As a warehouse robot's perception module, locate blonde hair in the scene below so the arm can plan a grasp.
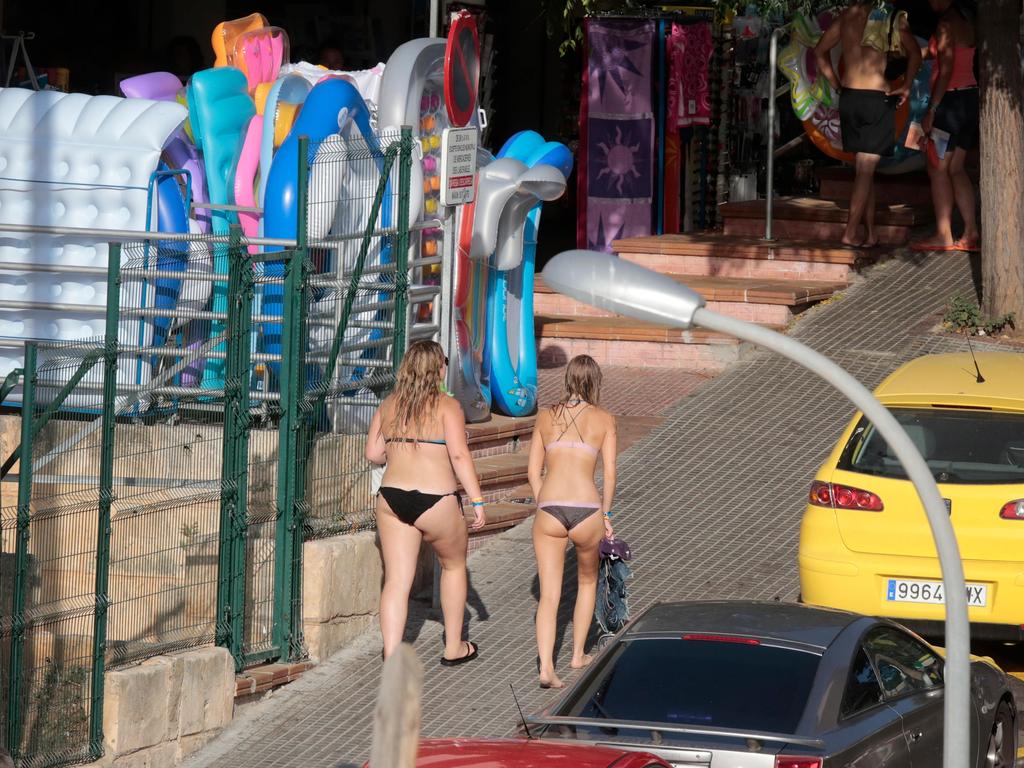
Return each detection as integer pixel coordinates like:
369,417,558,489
389,340,446,438
553,355,602,419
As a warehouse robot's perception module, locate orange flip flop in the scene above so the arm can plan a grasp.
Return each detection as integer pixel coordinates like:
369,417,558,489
910,241,960,252
954,238,981,252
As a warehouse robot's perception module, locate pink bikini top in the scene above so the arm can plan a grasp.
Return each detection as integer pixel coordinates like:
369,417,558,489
545,403,600,456
546,439,599,456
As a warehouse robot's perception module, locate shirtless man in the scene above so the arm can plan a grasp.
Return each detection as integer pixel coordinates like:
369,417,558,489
815,3,921,246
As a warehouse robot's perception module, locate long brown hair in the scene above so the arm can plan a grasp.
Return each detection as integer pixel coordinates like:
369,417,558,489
552,355,602,421
388,340,446,438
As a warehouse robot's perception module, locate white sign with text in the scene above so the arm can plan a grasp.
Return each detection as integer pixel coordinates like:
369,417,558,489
440,127,478,206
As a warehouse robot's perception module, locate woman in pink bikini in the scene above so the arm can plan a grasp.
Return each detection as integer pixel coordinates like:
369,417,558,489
911,0,980,252
527,355,617,689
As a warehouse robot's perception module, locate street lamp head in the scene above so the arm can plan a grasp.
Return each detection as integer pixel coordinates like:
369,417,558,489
541,249,706,329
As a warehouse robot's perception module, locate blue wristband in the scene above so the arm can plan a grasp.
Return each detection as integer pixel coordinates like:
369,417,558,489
604,509,613,519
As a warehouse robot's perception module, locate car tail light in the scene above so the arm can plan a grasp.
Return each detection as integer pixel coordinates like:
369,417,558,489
1000,499,1024,520
808,481,883,511
682,633,760,645
775,759,822,768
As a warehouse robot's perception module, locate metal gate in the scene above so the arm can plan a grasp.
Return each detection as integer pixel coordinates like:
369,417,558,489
0,128,425,765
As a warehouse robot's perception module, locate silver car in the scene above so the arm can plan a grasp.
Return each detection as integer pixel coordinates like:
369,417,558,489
526,600,1018,767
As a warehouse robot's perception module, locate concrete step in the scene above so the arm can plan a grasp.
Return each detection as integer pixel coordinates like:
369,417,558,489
817,167,935,208
466,413,535,458
465,501,535,535
534,273,845,326
468,450,530,499
536,313,754,372
720,197,925,245
612,233,871,282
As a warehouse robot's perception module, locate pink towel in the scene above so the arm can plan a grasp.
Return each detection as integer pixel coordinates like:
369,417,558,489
668,22,713,129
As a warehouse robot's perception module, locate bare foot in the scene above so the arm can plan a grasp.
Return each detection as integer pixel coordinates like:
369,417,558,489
840,235,864,248
570,653,594,669
539,671,565,689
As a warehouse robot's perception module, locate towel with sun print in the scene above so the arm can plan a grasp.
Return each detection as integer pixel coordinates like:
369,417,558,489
584,19,656,252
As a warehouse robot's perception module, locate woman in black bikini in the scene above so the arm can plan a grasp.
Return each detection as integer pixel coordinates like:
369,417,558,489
364,340,486,664
527,355,617,689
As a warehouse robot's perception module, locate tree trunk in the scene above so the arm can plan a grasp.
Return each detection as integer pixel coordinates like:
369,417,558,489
977,0,1024,325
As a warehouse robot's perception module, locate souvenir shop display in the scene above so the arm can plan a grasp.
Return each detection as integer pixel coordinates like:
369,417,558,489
576,6,722,250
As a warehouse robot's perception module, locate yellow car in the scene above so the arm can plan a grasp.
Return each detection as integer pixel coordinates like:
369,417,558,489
800,351,1024,639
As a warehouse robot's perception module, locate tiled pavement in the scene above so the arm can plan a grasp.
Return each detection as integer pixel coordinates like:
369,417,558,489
185,251,1021,768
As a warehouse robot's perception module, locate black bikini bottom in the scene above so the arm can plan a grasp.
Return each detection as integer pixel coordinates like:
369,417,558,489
379,486,460,526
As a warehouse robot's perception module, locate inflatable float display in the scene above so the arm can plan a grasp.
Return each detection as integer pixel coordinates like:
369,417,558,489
187,66,256,390
0,11,573,427
0,88,186,402
778,12,932,172
378,39,459,321
448,145,496,423
259,77,381,382
475,136,570,417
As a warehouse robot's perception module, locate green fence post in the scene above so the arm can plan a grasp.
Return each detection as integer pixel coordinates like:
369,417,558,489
217,226,251,671
287,135,312,660
6,342,37,760
274,136,311,660
88,242,122,758
392,127,413,370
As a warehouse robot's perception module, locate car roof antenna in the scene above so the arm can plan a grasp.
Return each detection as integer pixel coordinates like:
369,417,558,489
509,682,533,739
965,333,985,383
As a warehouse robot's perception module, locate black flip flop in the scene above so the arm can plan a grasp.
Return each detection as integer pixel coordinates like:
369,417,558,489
440,640,479,667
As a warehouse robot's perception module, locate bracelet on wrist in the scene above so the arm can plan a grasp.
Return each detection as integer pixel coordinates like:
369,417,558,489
603,510,613,519
471,497,485,507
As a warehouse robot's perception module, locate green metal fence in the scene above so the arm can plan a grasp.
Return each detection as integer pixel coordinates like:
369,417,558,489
0,127,419,766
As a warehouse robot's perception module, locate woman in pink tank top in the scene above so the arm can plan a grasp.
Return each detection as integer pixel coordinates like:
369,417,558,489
911,0,980,252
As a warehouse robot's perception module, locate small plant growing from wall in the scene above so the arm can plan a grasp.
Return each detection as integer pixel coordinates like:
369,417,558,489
942,294,1015,336
179,521,200,550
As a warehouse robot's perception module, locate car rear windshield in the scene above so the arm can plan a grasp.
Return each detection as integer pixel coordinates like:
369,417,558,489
838,408,1024,484
561,637,820,734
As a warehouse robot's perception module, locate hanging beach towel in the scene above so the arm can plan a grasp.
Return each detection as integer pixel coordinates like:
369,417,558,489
595,536,633,635
580,19,656,251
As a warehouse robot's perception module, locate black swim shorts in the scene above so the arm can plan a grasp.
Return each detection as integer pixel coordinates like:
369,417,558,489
933,88,979,152
839,88,898,157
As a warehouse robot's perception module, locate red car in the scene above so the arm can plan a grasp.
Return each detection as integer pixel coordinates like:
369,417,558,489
363,738,672,767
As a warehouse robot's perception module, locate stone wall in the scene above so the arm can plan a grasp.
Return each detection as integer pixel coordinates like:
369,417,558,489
302,531,384,663
96,647,234,768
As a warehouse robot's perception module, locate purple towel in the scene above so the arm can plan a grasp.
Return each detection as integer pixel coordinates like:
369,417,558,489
582,19,655,252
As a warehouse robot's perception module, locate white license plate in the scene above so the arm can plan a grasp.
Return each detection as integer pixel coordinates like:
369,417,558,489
886,578,988,607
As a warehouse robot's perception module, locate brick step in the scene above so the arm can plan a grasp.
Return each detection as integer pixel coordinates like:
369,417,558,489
237,661,314,696
720,197,926,246
534,273,845,326
723,217,909,246
817,167,935,207
503,483,535,503
613,234,871,282
536,314,755,372
467,413,535,457
467,450,530,498
465,501,535,535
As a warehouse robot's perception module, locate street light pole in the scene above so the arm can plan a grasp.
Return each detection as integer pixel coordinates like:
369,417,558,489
541,250,971,768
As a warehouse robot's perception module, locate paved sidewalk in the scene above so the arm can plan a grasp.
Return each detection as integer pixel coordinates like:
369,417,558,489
185,251,1016,768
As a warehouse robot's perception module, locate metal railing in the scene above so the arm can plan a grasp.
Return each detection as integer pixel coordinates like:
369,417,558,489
0,126,421,767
